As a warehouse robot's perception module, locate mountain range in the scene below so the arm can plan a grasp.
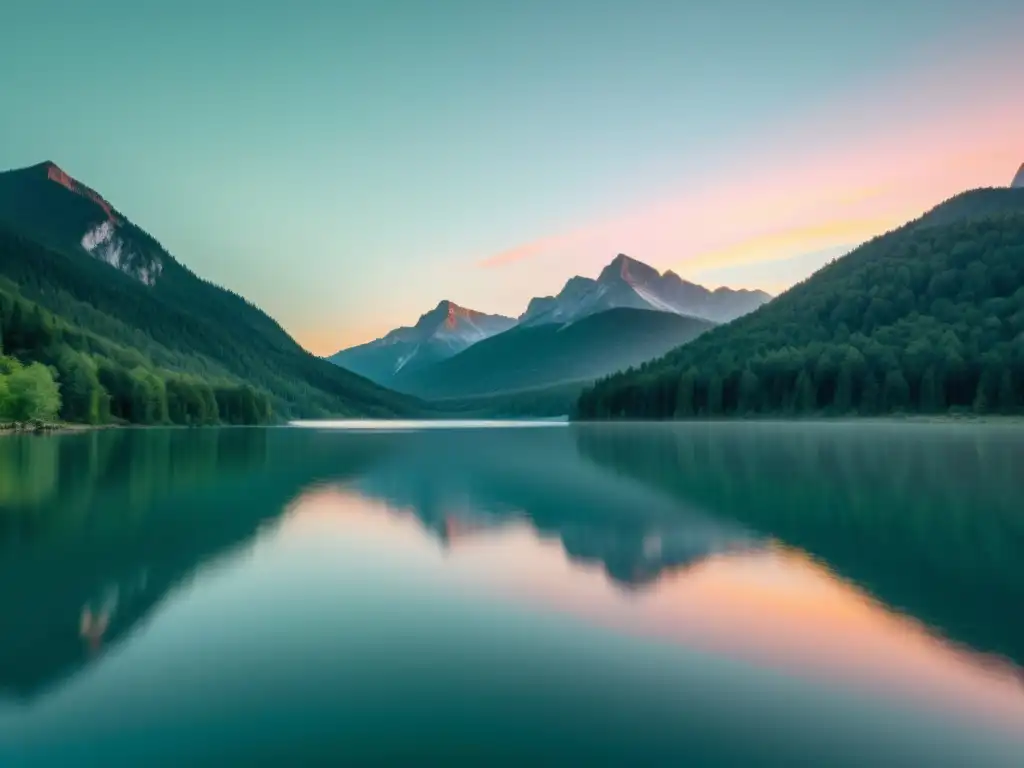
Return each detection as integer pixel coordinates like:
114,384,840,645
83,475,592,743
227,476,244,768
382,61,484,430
393,308,713,400
3,155,1021,423
329,253,769,400
520,253,769,326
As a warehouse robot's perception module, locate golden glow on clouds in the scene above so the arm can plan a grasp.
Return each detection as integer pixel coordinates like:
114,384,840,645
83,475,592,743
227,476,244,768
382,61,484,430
469,61,1023,299
473,139,1020,293
308,41,1023,352
681,217,898,274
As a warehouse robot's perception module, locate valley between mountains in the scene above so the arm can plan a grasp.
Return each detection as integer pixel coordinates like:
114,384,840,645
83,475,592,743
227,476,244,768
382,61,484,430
1,159,1023,425
327,253,766,404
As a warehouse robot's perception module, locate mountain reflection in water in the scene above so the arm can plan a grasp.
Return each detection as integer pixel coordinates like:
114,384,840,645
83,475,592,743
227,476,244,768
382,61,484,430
1,422,1022,766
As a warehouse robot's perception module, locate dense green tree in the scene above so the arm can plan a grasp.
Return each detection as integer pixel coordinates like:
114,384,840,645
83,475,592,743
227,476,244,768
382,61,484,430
883,370,910,412
674,367,696,418
707,374,723,416
0,358,61,421
54,349,105,424
795,370,816,412
0,285,273,427
919,367,945,413
577,189,1024,420
998,370,1018,412
738,368,760,414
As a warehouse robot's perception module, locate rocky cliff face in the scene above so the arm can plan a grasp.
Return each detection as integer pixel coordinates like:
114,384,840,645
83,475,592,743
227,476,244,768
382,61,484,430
0,161,163,287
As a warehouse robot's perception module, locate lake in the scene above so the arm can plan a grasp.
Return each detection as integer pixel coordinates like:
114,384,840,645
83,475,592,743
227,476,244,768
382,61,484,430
1,421,1022,766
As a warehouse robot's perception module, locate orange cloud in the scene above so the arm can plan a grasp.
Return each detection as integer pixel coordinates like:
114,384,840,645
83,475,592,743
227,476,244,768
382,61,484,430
469,65,1023,285
300,323,393,357
679,217,900,273
478,234,577,269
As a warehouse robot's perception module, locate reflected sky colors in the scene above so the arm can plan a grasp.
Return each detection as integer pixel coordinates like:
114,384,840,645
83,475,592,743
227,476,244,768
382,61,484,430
1,423,1023,765
287,486,1024,735
2,1,1023,352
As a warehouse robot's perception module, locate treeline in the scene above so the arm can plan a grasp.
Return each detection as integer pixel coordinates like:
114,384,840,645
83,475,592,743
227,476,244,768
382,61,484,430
577,200,1024,419
0,225,416,419
0,284,273,426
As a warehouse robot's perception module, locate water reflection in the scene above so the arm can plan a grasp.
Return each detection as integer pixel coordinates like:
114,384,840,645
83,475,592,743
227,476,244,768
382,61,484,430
0,427,384,700
340,427,764,588
574,421,1024,670
1,423,1023,765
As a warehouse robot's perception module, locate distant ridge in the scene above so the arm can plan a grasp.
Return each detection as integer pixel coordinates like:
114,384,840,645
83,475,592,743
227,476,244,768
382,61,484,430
1012,162,1024,189
329,300,516,385
393,307,714,400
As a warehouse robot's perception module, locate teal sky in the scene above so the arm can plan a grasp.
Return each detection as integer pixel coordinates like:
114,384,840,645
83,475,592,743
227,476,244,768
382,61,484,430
2,0,1022,353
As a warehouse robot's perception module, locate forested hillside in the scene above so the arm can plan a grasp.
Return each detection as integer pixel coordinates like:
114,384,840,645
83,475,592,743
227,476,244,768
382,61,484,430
396,308,714,399
577,188,1024,419
0,162,421,424
0,270,272,425
0,228,420,424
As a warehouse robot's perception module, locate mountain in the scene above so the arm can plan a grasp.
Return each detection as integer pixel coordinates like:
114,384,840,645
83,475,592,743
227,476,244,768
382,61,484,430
0,161,420,422
393,307,714,400
520,253,770,326
328,300,515,386
1012,162,1024,189
577,186,1024,419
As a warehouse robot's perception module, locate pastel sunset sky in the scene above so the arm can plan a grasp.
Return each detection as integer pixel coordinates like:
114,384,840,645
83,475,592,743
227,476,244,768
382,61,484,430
2,0,1022,354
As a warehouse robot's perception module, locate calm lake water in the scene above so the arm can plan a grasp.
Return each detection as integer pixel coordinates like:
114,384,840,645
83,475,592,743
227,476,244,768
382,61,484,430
1,421,1023,766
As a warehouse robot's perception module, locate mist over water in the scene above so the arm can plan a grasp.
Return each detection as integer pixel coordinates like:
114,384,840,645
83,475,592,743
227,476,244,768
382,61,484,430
1,423,1022,766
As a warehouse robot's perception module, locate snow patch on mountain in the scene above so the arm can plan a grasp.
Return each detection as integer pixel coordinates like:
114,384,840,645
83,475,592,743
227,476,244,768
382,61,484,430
394,347,418,374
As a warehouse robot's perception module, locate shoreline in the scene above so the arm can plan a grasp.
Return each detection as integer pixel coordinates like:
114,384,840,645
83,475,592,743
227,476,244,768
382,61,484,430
568,413,1024,425
3,413,1021,436
0,421,116,437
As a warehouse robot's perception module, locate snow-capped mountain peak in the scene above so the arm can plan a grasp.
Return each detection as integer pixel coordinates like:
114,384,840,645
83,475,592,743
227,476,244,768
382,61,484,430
520,254,770,326
329,301,516,384
598,253,662,287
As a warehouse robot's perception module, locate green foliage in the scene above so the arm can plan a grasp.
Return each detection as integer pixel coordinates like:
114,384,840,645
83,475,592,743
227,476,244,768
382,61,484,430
0,356,62,421
0,283,272,426
428,380,583,418
578,190,1024,420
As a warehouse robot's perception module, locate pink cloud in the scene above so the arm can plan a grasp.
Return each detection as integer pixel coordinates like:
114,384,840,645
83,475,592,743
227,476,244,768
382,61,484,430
472,44,1024,286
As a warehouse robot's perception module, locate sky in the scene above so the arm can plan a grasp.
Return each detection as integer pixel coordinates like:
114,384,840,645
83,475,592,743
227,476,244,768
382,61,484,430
2,0,1023,354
